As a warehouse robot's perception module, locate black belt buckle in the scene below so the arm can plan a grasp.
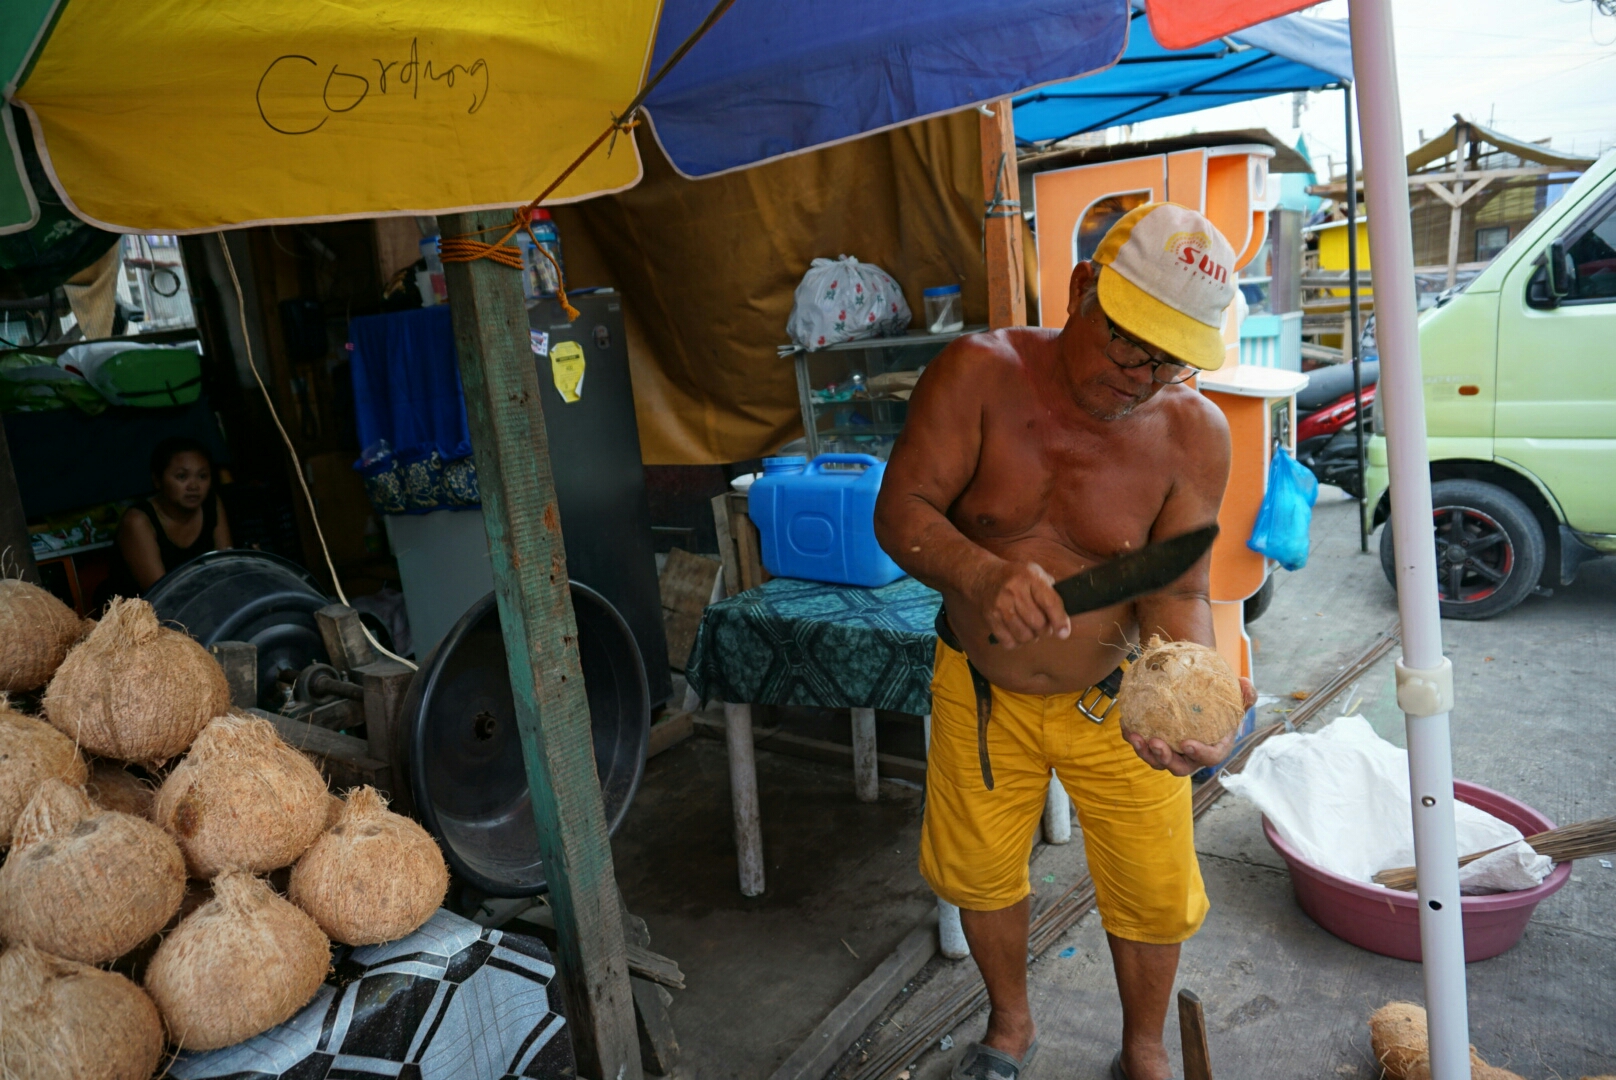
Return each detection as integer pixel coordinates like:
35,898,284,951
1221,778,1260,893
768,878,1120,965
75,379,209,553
1076,650,1137,724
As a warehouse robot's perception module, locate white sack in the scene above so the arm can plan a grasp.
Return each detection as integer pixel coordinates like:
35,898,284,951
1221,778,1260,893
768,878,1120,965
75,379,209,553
1221,715,1550,893
786,256,911,351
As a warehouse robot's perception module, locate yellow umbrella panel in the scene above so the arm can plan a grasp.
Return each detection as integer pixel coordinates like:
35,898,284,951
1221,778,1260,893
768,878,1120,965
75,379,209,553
13,0,663,233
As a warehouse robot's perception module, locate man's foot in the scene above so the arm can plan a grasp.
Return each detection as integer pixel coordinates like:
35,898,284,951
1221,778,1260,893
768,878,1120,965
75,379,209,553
952,1039,1040,1080
980,1013,1036,1061
1109,1047,1177,1080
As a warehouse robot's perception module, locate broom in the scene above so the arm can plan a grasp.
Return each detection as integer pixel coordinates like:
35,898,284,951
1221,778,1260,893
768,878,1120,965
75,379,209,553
1373,816,1616,891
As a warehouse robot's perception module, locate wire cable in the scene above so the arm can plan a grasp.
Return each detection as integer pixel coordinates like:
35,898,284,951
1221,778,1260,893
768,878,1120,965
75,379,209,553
216,233,417,672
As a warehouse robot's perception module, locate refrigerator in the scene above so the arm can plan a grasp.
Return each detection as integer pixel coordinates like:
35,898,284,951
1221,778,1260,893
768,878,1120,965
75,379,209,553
387,290,672,707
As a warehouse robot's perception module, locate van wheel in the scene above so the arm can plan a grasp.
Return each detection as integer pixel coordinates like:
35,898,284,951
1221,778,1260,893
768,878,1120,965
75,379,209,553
1378,480,1545,620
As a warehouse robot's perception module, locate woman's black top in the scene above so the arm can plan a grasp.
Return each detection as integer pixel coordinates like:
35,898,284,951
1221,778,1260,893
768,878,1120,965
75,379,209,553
109,494,218,597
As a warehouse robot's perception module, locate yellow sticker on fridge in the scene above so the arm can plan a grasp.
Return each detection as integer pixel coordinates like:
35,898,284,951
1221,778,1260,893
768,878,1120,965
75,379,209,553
550,341,585,403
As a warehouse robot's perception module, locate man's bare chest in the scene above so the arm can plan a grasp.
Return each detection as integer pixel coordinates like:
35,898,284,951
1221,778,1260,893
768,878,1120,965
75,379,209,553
949,406,1177,564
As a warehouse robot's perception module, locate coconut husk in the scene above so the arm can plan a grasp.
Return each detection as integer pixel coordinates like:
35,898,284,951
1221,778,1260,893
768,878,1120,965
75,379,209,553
0,943,165,1080
86,758,156,819
0,579,89,693
1405,1053,1522,1080
323,791,344,830
0,778,186,964
0,697,88,847
43,596,230,765
1370,1001,1429,1080
113,877,212,984
1371,1002,1521,1080
152,714,329,878
145,870,330,1051
1117,635,1245,750
289,786,449,945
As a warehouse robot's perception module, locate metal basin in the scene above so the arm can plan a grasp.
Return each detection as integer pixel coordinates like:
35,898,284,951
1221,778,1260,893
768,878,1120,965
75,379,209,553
404,584,650,897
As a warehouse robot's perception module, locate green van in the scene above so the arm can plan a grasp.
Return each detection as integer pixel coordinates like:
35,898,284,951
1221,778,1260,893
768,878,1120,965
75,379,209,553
1366,149,1616,619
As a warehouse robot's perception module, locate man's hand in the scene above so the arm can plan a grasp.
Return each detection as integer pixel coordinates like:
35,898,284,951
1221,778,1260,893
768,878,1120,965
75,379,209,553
970,560,1070,648
1124,676,1257,776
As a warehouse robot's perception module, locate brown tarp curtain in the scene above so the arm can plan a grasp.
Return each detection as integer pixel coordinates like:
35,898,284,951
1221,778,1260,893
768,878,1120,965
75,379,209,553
552,111,1015,465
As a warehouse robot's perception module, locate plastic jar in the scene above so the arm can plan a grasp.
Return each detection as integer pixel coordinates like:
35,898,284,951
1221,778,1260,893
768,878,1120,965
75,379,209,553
923,284,964,334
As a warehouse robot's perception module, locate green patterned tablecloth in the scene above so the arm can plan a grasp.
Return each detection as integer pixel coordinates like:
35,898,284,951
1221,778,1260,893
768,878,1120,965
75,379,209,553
684,576,942,715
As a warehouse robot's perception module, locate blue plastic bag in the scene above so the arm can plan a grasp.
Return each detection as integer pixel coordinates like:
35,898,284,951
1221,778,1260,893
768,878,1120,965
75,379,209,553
1247,447,1319,572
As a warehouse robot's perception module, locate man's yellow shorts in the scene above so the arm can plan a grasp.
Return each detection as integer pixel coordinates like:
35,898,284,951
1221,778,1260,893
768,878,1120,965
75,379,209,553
919,640,1209,945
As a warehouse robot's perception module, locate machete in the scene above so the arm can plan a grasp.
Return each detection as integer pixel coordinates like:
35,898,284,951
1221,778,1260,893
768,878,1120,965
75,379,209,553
987,523,1219,644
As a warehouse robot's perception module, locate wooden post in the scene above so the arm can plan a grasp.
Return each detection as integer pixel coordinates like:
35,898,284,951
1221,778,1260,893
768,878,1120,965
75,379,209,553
210,641,259,710
315,603,380,672
1444,122,1469,289
1178,988,1213,1080
850,706,878,802
352,658,416,814
0,426,38,584
978,99,1027,329
440,211,641,1080
723,701,765,896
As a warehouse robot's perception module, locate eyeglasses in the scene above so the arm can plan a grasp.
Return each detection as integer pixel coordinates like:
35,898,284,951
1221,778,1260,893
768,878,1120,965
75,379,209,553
1103,319,1197,385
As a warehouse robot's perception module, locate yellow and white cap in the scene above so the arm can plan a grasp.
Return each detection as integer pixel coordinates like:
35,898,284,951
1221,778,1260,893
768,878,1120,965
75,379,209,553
1091,202,1237,370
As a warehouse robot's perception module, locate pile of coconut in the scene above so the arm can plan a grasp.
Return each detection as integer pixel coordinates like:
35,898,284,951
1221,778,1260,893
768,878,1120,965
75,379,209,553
0,590,447,1075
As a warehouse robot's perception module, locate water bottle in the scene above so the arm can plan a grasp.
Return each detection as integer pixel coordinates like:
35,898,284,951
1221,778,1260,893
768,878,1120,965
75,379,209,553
519,209,566,300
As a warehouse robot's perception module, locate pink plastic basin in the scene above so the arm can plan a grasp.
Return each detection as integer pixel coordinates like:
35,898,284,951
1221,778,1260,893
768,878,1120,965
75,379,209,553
1261,780,1571,962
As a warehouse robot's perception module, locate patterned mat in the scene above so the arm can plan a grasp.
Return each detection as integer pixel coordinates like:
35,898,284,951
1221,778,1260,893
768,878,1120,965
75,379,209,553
169,909,574,1080
685,576,941,715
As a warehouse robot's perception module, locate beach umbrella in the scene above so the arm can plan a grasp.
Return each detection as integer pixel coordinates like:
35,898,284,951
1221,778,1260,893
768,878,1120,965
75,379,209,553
1148,2,1472,1077
1,0,1129,234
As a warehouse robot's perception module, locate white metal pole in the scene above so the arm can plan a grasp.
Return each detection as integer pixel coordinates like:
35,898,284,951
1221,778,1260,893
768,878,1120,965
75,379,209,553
1346,2,1470,1075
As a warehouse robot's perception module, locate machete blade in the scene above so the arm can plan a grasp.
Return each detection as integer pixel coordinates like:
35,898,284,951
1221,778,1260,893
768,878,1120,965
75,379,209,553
1053,523,1220,616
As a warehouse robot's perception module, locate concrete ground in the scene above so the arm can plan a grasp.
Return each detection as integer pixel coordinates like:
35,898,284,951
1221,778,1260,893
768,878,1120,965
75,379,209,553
609,490,1614,1079
896,490,1616,1080
611,725,936,1079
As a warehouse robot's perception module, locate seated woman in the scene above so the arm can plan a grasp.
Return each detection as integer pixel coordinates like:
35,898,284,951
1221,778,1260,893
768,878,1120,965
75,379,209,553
112,437,232,595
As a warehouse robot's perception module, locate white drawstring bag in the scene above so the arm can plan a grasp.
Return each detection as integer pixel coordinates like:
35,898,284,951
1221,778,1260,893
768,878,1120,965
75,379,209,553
786,256,911,351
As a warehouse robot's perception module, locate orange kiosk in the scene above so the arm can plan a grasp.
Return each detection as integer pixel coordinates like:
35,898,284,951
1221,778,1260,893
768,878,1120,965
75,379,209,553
1031,144,1308,680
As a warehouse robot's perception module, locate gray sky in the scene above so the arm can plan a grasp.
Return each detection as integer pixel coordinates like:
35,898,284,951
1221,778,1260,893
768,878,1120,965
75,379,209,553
1127,0,1616,175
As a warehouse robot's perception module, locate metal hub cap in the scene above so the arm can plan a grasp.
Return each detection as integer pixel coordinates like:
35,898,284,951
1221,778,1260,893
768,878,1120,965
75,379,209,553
1431,505,1513,603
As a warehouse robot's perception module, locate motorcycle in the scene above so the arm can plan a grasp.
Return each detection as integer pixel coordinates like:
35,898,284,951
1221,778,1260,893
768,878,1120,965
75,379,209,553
1294,359,1377,498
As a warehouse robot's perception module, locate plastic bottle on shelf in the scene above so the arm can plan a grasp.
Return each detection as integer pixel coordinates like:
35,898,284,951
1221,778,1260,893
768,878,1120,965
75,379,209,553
518,209,566,301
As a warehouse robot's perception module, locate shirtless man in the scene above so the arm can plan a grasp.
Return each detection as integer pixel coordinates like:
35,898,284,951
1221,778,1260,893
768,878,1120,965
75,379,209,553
874,203,1256,1080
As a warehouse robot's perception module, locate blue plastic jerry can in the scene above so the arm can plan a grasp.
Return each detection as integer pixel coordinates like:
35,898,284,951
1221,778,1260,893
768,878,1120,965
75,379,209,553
748,453,907,588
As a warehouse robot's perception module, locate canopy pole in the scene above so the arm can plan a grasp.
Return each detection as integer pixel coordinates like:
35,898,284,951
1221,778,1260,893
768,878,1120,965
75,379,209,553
441,211,643,1080
979,100,1027,329
1344,84,1368,554
1346,3,1469,1076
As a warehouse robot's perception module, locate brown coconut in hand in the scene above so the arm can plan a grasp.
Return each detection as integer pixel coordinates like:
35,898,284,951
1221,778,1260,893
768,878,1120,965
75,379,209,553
0,578,89,692
44,596,230,765
0,779,185,964
152,713,329,878
0,697,88,846
1117,635,1245,752
0,943,166,1080
145,870,330,1050
86,758,157,819
290,785,449,945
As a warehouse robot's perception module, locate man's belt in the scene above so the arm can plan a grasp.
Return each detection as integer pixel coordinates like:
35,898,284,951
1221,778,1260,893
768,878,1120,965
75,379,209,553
934,607,1134,790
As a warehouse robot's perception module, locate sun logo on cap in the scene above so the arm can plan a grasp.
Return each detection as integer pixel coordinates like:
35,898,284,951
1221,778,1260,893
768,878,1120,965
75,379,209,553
1162,230,1229,285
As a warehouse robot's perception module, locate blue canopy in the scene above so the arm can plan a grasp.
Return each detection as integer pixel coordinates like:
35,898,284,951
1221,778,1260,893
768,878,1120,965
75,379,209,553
642,0,1130,179
1012,4,1352,145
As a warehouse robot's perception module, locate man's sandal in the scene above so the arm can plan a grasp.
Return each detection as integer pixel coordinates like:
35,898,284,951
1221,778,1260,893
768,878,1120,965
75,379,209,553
951,1039,1040,1080
1108,1050,1179,1080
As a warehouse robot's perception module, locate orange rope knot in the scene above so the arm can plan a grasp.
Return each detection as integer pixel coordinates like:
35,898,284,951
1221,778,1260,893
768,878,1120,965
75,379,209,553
439,208,579,322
